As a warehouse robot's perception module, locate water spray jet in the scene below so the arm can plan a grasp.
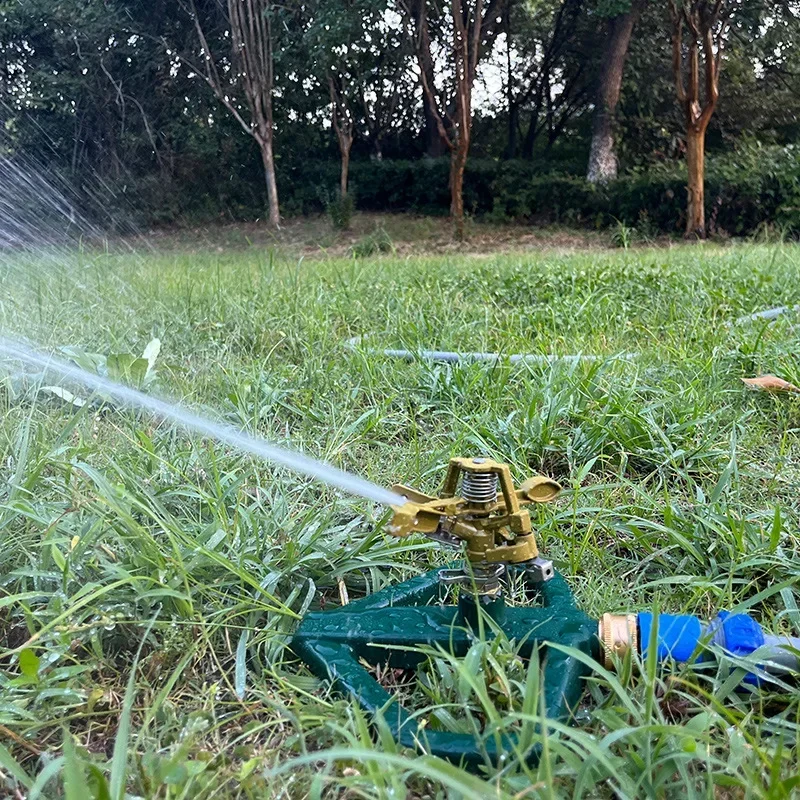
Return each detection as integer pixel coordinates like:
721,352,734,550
0,336,401,507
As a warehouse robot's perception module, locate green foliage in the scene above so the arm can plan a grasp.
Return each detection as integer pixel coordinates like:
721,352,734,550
610,218,636,249
303,0,410,160
490,168,605,225
39,339,160,408
3,0,800,238
2,339,161,410
325,191,355,231
350,225,395,257
0,0,201,232
275,145,800,237
18,648,40,682
594,0,638,18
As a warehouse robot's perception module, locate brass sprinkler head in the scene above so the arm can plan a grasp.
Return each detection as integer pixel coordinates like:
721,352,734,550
388,457,561,592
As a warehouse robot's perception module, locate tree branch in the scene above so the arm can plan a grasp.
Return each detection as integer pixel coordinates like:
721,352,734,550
699,17,720,127
702,26,718,106
407,0,454,150
671,2,687,104
469,0,484,85
183,0,255,137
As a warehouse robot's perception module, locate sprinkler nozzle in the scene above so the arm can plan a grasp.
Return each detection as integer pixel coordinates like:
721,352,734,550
386,459,561,593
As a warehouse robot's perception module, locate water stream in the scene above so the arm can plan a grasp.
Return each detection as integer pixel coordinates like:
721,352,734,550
0,152,405,509
0,336,404,507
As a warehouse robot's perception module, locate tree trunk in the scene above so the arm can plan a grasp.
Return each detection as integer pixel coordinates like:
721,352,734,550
669,1,725,241
412,0,448,158
586,5,641,184
503,4,516,160
685,125,706,237
587,109,617,183
504,102,519,159
450,144,467,241
422,75,448,158
258,130,280,228
340,138,352,197
521,112,538,159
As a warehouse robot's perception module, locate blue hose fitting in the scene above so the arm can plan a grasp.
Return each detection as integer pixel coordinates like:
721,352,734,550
711,612,765,656
639,611,767,664
639,613,704,662
636,610,800,684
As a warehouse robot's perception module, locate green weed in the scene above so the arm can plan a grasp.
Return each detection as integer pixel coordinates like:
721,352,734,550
350,225,395,258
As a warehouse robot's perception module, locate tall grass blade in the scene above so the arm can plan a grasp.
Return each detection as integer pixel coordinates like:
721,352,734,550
109,613,157,800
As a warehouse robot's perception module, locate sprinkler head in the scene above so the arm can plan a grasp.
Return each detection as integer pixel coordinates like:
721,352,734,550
388,457,561,592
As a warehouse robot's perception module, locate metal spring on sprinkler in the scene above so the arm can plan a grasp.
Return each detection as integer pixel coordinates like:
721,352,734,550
462,470,499,503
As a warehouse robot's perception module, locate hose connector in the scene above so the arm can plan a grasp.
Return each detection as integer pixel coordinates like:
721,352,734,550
636,611,800,684
598,613,638,668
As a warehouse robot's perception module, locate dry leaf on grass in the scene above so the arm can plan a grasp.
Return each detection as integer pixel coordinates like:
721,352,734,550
742,375,800,394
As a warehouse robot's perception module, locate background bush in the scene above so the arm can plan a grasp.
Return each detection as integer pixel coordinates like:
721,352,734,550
273,143,800,237
81,142,800,238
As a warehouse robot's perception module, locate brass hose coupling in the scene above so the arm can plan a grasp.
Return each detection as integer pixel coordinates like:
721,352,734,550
598,613,638,668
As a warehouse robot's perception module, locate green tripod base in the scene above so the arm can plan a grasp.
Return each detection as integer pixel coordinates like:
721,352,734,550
291,566,599,769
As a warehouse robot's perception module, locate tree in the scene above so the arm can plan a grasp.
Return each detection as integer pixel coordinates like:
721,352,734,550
181,0,281,227
0,0,201,230
504,0,596,160
403,0,505,239
669,0,733,238
306,0,410,198
328,76,355,198
709,3,800,146
586,0,646,183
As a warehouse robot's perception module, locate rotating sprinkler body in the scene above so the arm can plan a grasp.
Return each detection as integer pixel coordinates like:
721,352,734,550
291,458,800,768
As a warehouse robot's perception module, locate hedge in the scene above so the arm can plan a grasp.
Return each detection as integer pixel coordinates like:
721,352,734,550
275,143,800,236
104,141,800,236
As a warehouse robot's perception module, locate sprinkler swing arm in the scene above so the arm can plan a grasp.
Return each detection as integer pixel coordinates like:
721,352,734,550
387,457,563,588
291,457,800,769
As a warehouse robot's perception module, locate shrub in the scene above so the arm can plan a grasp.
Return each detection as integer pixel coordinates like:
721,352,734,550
118,141,800,238
610,218,636,249
326,192,355,231
350,226,395,257
491,170,605,224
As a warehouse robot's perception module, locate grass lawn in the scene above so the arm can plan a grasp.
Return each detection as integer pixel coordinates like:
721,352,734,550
1,234,800,797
